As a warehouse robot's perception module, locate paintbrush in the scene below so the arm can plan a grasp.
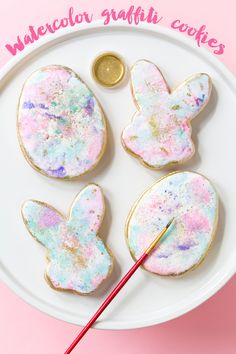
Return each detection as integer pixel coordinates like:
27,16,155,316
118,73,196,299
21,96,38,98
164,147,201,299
65,218,174,354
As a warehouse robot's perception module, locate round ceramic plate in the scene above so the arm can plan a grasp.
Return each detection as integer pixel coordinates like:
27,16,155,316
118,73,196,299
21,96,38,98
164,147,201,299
0,22,236,329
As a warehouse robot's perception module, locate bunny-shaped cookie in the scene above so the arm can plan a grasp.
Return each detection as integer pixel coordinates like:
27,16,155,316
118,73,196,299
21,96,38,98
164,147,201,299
21,184,113,294
122,60,212,169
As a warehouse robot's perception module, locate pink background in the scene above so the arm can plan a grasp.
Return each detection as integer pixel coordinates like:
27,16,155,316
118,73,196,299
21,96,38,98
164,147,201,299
0,1,235,353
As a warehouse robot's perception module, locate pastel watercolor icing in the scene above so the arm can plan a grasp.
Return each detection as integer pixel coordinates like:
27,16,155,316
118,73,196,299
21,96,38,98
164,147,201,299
122,60,212,169
21,184,113,294
126,171,218,275
18,65,106,179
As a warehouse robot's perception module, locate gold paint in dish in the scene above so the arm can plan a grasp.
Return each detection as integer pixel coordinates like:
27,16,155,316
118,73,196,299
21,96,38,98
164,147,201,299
92,52,126,88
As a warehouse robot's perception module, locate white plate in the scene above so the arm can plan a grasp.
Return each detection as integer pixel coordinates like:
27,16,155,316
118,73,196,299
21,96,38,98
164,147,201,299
0,22,236,330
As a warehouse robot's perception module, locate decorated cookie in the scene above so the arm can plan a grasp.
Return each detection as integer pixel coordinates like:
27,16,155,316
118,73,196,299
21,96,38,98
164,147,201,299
17,65,107,179
122,60,212,169
21,184,113,294
126,171,218,276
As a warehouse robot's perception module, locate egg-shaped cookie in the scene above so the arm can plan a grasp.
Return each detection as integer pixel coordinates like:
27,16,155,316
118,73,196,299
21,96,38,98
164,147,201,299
126,171,218,276
17,65,107,179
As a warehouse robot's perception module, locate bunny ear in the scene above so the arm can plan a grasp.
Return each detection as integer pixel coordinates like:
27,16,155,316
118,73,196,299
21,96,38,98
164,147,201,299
22,200,64,249
131,60,169,109
69,184,105,235
170,73,212,121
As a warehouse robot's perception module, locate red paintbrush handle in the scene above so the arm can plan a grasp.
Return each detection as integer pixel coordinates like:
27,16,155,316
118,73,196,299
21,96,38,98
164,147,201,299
64,252,148,354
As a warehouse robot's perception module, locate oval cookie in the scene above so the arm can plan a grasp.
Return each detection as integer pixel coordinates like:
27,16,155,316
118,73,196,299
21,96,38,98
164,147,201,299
126,171,218,276
17,65,107,179
21,184,113,294
122,60,212,169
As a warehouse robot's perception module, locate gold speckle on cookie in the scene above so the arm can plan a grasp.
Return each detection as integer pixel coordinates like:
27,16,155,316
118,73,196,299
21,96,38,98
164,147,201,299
149,116,159,137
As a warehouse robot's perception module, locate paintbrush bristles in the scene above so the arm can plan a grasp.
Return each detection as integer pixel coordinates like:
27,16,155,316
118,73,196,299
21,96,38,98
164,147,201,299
165,217,175,229
145,218,174,255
